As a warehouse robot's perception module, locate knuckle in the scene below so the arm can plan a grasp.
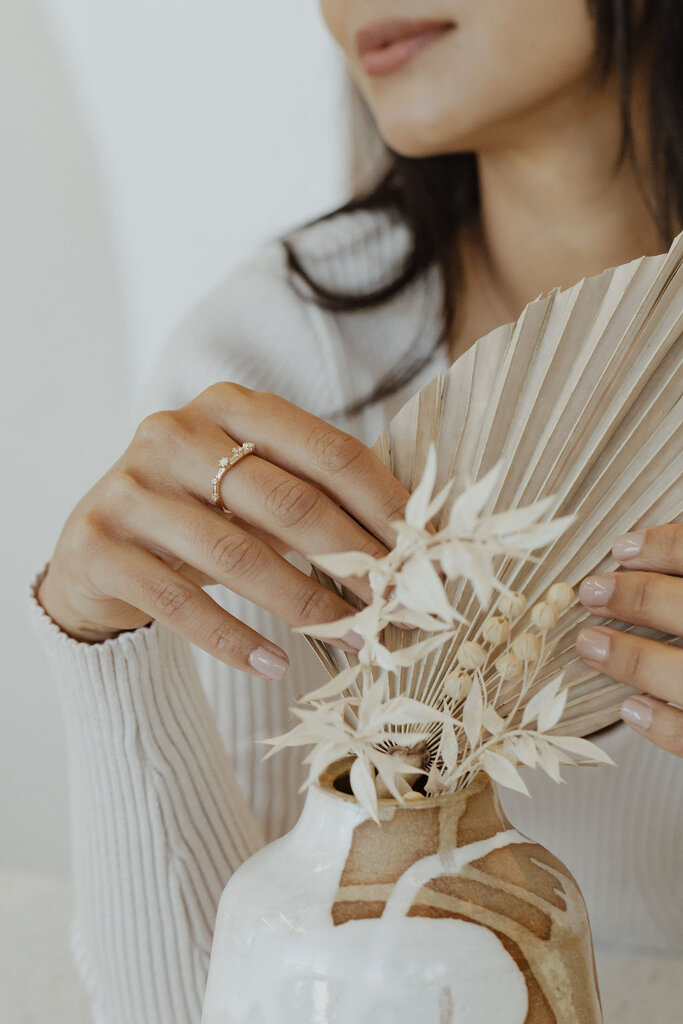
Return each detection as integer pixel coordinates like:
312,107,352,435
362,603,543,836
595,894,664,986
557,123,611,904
135,410,181,445
354,534,389,561
210,532,263,578
204,621,239,658
263,477,323,528
147,579,195,619
624,638,646,682
629,574,653,616
293,584,336,624
662,524,683,565
381,494,410,525
308,426,366,475
105,468,145,506
200,380,255,407
72,512,111,559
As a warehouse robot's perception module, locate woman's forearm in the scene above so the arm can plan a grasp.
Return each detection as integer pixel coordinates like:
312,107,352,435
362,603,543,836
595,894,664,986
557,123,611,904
27,563,265,1024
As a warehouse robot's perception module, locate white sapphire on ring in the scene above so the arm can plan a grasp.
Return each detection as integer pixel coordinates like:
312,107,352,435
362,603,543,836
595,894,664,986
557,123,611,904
211,442,256,513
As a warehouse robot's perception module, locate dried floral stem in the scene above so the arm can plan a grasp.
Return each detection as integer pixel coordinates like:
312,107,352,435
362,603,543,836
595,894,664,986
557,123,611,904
260,445,614,822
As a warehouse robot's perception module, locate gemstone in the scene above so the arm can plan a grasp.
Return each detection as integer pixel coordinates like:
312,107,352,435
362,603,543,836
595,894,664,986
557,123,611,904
220,458,229,466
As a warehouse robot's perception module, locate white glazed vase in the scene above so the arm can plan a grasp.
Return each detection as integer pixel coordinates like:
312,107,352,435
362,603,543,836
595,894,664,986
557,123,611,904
201,757,603,1024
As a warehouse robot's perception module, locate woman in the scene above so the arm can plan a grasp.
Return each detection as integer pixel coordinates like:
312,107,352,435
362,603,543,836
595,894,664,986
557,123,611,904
28,1,682,1021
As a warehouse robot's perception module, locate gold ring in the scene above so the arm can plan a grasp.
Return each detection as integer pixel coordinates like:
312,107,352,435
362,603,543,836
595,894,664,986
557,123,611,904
211,442,256,513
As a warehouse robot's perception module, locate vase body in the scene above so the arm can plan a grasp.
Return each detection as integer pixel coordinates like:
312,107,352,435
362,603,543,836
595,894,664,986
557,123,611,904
202,758,602,1024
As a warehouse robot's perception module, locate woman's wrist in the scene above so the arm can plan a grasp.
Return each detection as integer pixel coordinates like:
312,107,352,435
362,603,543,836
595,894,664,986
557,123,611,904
36,568,128,644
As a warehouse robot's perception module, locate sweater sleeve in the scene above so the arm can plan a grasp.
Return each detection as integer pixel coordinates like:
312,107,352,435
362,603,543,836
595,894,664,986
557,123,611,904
26,561,267,1024
24,235,340,1023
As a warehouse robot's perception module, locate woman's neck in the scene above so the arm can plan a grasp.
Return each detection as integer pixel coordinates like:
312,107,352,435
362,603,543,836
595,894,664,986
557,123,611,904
448,58,668,363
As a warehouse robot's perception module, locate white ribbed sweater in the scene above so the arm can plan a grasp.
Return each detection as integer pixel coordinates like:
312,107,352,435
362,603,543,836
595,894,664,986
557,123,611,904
26,209,683,1023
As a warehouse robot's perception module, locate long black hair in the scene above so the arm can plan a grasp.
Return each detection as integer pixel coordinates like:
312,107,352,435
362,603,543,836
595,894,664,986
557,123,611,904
280,0,682,419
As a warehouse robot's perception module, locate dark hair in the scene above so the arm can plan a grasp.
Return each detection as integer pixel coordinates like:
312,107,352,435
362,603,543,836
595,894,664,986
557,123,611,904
280,0,681,419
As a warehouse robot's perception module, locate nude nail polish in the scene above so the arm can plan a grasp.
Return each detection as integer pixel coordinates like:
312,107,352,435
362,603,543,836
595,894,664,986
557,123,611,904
621,698,652,730
248,646,289,680
579,576,614,606
576,627,610,662
612,532,644,561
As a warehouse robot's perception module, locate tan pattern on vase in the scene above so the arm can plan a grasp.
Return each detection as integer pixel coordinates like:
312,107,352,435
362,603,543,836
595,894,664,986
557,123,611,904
322,758,603,1024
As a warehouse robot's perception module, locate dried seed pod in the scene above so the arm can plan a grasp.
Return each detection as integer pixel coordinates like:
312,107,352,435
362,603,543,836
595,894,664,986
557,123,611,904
546,582,575,610
495,651,524,680
531,601,559,630
511,632,542,662
444,669,473,699
456,640,487,670
498,591,527,618
481,615,510,645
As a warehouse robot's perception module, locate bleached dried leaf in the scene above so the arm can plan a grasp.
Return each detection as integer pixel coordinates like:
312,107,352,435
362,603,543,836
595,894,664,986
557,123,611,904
374,696,451,728
546,734,616,765
498,514,576,551
439,717,459,773
357,675,389,729
395,557,454,620
350,755,379,822
298,663,365,702
481,751,530,796
448,460,502,527
537,690,568,732
388,631,456,667
521,674,564,727
481,497,556,533
405,442,438,528
299,742,350,790
424,476,457,524
482,706,506,736
538,740,564,783
310,551,379,577
511,733,539,768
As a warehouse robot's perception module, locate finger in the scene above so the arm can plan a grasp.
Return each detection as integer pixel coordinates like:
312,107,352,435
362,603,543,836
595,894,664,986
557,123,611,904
612,523,683,576
196,383,418,546
575,625,683,704
168,420,388,603
620,695,683,758
578,569,683,635
112,479,365,652
102,538,293,680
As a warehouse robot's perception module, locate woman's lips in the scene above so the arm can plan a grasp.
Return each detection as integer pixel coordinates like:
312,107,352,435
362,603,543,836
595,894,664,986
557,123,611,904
356,18,455,77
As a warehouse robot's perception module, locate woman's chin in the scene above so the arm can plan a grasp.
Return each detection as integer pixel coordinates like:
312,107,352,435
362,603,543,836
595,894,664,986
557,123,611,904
374,117,472,160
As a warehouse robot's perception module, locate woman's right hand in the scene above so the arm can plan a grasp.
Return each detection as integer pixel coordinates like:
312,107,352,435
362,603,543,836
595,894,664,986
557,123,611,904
37,383,413,680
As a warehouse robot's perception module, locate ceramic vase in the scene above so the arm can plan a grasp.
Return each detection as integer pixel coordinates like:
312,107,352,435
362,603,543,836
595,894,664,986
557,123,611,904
201,757,603,1024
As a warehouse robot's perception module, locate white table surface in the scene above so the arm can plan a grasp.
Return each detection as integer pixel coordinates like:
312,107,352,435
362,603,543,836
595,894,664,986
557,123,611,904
1,867,681,1023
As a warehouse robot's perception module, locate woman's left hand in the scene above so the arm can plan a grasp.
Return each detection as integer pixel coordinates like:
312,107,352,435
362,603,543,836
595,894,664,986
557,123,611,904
575,524,683,758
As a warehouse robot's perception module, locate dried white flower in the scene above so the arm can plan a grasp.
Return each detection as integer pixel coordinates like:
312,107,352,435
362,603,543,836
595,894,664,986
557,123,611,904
546,582,575,610
511,632,542,662
498,591,527,618
481,616,510,645
443,670,473,700
494,651,524,680
260,443,613,819
531,601,559,630
456,640,487,670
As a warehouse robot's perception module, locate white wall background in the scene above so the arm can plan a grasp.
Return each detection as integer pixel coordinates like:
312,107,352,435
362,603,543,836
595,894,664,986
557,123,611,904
1,0,348,875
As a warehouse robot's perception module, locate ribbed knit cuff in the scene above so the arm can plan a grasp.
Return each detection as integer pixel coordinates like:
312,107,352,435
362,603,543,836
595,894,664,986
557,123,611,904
25,560,266,1023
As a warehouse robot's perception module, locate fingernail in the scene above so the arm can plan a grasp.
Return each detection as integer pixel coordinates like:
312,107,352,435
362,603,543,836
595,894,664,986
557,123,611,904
341,630,364,651
613,532,644,561
576,627,611,662
579,575,614,607
621,698,652,730
248,646,289,680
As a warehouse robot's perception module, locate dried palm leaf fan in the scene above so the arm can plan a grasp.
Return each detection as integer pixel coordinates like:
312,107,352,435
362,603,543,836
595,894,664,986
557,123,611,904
304,230,683,741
